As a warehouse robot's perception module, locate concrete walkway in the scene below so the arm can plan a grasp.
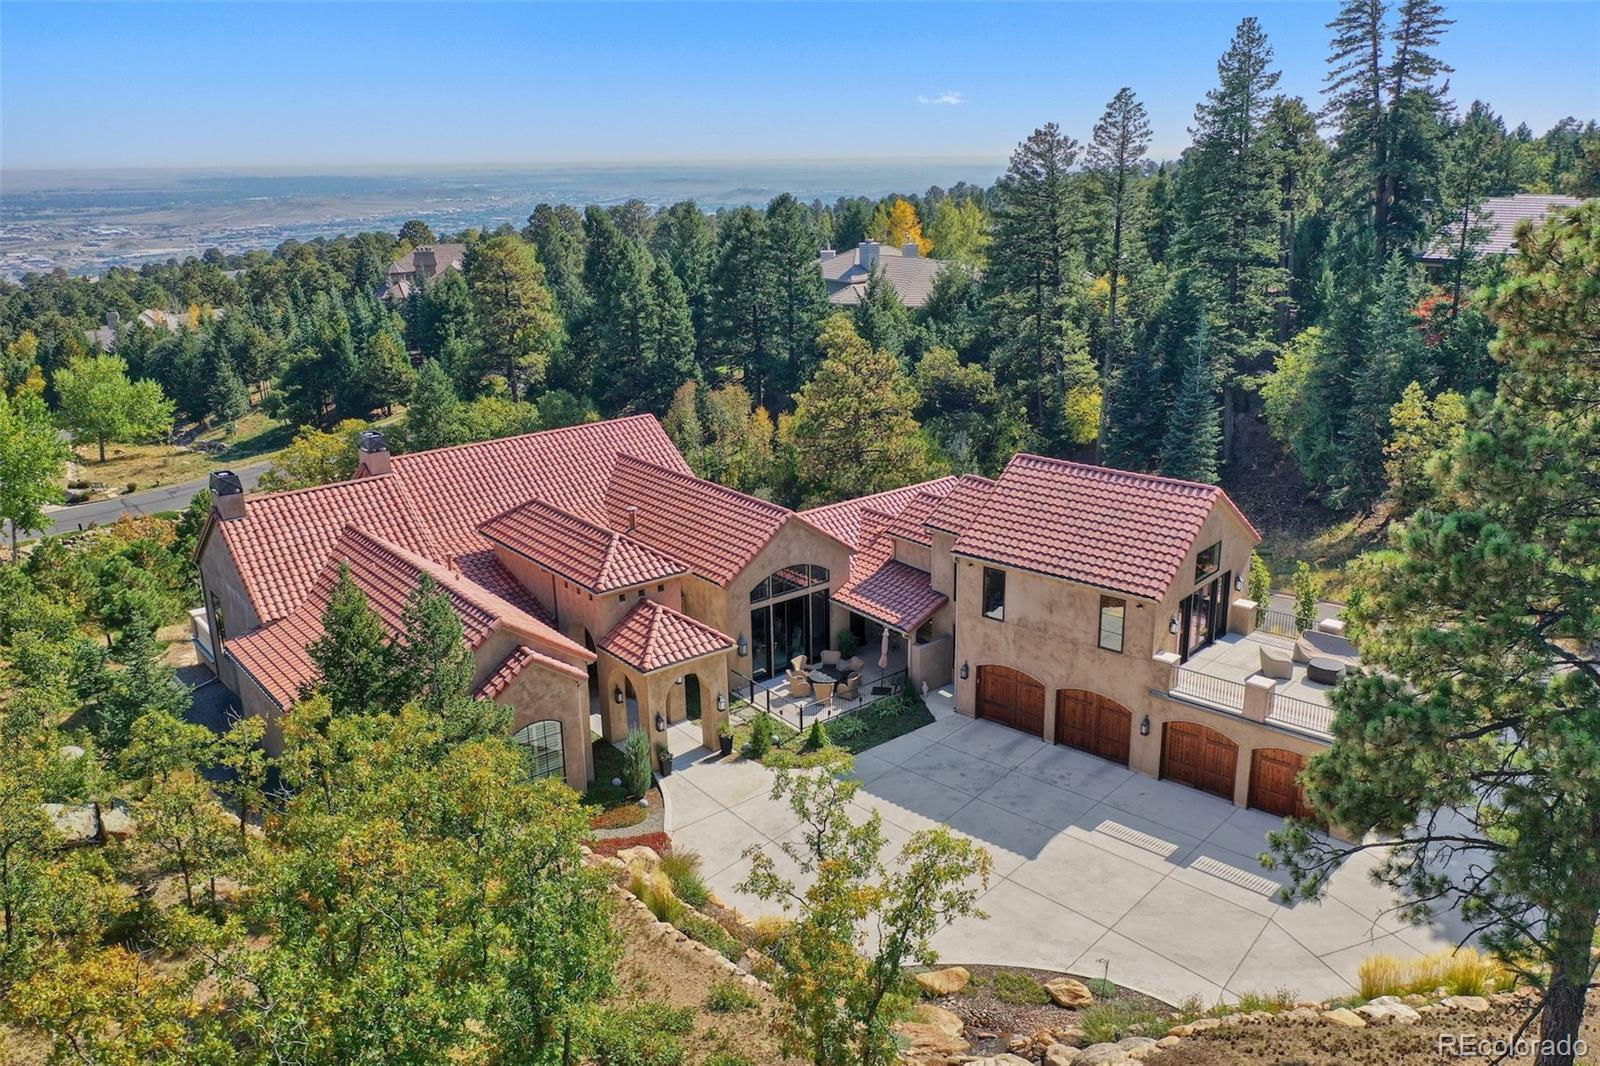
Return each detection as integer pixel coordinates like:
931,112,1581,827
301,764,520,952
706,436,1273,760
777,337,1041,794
660,689,1473,1008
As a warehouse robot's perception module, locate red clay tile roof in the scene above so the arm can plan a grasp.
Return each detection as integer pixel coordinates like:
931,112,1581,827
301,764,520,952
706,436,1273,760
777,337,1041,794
216,475,442,623
603,454,851,587
833,533,947,634
227,527,590,707
882,490,946,547
925,474,996,534
475,644,585,701
479,498,687,593
952,454,1259,601
598,598,734,673
386,414,692,559
799,477,960,549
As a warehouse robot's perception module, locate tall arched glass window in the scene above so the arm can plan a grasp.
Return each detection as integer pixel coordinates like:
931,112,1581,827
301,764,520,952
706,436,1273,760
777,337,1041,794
512,719,565,782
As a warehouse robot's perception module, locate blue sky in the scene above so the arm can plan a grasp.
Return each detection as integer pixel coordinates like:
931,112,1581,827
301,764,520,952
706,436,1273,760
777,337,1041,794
2,2,1596,169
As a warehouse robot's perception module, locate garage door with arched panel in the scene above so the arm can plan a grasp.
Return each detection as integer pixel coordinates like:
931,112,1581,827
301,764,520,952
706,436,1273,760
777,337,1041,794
1054,689,1132,766
1249,748,1317,820
1161,721,1238,800
976,665,1045,737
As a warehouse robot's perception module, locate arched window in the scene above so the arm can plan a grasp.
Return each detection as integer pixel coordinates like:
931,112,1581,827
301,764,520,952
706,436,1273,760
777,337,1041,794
512,719,565,782
750,564,831,603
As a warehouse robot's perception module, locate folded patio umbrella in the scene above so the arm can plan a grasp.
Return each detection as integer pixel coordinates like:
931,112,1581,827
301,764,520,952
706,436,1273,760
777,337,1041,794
878,628,890,669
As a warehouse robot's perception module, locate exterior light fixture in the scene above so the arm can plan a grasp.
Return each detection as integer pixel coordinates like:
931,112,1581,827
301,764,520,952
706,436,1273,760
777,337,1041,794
1169,615,1180,635
1140,715,1151,737
716,694,727,712
613,686,624,705
1235,573,1245,591
675,676,684,686
959,661,970,681
654,712,666,733
737,634,749,657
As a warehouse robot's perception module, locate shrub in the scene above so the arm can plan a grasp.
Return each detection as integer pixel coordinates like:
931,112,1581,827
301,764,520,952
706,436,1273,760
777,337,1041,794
629,868,684,924
836,628,861,656
748,913,791,948
659,850,709,907
705,978,759,1013
1292,561,1318,633
679,910,742,961
1248,550,1272,623
1079,1002,1169,1044
744,712,775,758
988,971,1050,1005
622,729,653,798
1360,948,1511,999
803,719,829,751
1233,988,1298,1013
704,1055,754,1066
1086,978,1118,1000
585,1002,696,1066
1357,953,1410,999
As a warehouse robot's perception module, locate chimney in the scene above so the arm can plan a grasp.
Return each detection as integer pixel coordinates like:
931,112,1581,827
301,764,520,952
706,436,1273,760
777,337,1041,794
210,470,246,521
902,241,920,259
105,310,120,331
357,429,392,476
412,246,437,280
625,505,639,532
818,247,836,261
858,241,880,272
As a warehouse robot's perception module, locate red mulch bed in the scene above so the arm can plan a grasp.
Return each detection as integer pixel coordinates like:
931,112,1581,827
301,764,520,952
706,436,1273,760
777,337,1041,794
588,831,671,858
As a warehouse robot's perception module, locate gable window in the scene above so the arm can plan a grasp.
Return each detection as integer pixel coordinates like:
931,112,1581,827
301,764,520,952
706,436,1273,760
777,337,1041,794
1195,541,1222,583
512,720,565,782
982,567,1006,622
1098,596,1125,653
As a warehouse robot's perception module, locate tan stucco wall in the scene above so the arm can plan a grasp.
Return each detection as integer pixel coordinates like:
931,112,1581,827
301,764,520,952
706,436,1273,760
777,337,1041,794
891,536,932,573
718,519,855,685
489,544,684,650
1139,691,1329,807
596,652,731,764
196,517,262,695
495,661,593,793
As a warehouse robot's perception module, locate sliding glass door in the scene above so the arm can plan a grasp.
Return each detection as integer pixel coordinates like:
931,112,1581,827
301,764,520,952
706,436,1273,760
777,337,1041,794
750,589,831,680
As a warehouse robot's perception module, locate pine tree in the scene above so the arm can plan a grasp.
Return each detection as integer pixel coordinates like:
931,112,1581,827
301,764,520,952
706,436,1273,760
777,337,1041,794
208,358,249,433
851,269,911,360
305,565,396,716
764,194,829,401
1159,324,1222,484
523,203,589,322
403,360,463,452
94,611,190,754
1336,252,1424,505
582,209,694,416
707,207,775,406
465,235,560,404
394,575,474,717
1102,342,1163,472
645,257,697,412
650,201,716,372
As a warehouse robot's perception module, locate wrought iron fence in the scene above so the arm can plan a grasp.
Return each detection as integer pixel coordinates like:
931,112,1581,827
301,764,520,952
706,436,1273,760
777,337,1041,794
1170,667,1246,711
1269,694,1335,735
1258,607,1302,640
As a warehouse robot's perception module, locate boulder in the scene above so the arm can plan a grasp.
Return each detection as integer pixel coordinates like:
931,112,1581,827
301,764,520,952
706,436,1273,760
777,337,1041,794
1044,976,1095,1008
891,1021,969,1061
911,1003,965,1038
1168,1017,1221,1038
616,845,661,868
915,966,971,996
43,802,99,845
1052,1025,1087,1046
1075,1044,1131,1065
1321,1008,1366,1028
1357,995,1421,1026
1044,1045,1082,1066
1118,1037,1157,1051
1441,995,1490,1013
100,801,136,841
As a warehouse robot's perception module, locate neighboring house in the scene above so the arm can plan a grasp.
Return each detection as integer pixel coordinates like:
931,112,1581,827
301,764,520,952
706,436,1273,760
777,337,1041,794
85,306,222,351
1420,193,1585,268
194,414,1342,814
818,240,947,308
377,243,466,301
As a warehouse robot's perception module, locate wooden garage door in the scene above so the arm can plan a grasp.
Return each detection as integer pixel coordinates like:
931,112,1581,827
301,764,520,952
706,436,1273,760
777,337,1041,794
1248,748,1316,820
1161,721,1238,801
1055,690,1132,766
976,666,1045,737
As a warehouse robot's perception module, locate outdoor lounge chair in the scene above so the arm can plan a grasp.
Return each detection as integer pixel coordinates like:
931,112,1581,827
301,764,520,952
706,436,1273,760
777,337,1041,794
846,656,865,673
819,649,842,667
790,655,807,674
1292,629,1358,668
786,672,811,699
836,672,862,702
1258,644,1293,680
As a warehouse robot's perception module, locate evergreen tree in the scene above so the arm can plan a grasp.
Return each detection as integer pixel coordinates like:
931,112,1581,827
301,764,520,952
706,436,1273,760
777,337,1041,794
646,257,698,411
523,203,589,322
393,575,475,720
465,235,560,404
94,611,190,755
207,358,249,433
764,194,829,400
402,359,463,452
581,209,694,415
851,269,912,360
1159,323,1222,483
1336,252,1424,505
419,267,475,365
706,207,774,406
1263,96,1326,341
304,565,396,716
650,201,716,370
1102,342,1163,472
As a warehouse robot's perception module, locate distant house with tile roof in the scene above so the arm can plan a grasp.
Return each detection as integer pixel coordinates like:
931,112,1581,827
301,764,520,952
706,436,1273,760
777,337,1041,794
1419,193,1586,267
377,243,466,301
818,240,952,308
195,413,1327,808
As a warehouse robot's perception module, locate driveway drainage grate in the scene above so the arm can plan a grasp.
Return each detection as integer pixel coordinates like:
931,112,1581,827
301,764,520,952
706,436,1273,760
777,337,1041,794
1190,855,1280,896
1092,820,1182,858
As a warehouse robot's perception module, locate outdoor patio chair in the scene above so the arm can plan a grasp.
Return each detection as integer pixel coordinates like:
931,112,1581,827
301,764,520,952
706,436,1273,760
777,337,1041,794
786,672,811,699
811,679,835,708
1258,644,1293,680
1292,629,1358,668
846,656,865,673
836,672,862,702
790,655,807,675
820,649,842,667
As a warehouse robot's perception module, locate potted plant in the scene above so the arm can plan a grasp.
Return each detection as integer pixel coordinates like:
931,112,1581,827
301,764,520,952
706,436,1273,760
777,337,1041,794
718,717,735,757
836,628,861,658
655,742,673,777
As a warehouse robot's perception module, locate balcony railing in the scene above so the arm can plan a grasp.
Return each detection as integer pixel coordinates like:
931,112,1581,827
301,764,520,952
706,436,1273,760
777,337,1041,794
1268,693,1335,734
1258,607,1302,640
1166,662,1334,739
1171,667,1246,711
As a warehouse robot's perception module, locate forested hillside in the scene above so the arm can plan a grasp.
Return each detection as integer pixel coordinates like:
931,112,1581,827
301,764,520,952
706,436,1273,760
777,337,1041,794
3,4,1596,549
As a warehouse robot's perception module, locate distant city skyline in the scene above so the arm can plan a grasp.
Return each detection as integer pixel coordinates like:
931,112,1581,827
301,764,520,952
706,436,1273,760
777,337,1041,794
2,1,1597,171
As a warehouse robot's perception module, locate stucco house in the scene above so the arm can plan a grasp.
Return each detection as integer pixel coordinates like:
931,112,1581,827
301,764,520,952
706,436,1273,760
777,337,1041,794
377,243,466,301
193,414,1343,816
818,240,947,308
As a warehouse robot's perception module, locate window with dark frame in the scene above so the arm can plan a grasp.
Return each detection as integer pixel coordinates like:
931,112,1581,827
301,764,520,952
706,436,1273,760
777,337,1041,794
512,720,565,782
982,567,1006,621
1098,596,1125,653
1195,541,1222,583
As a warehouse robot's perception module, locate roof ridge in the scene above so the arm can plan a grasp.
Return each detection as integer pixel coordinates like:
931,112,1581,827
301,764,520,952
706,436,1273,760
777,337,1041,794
244,470,397,506
612,452,792,517
393,413,666,468
1008,453,1222,495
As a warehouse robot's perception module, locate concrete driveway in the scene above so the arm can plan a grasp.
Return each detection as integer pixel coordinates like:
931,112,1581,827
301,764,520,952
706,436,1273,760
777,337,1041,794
661,690,1474,1008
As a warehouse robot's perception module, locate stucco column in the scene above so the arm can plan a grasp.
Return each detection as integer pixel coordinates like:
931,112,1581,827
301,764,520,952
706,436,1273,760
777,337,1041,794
698,666,725,752
1243,676,1276,723
1151,651,1180,692
1228,598,1258,635
596,659,628,742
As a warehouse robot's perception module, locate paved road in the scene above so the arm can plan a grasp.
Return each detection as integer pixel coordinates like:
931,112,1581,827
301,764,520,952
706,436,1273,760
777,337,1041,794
36,460,271,537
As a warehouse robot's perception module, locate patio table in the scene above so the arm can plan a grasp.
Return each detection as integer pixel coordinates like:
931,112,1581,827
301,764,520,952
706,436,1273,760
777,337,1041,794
1306,656,1346,686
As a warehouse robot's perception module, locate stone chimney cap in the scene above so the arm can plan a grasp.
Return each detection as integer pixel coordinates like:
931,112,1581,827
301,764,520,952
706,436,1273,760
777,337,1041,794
357,429,390,454
210,470,244,496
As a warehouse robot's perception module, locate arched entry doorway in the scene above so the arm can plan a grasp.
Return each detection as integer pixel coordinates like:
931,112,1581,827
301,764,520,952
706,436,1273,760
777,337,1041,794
1160,721,1238,800
684,674,702,720
1054,690,1132,766
975,665,1045,737
1249,748,1316,820
624,678,640,732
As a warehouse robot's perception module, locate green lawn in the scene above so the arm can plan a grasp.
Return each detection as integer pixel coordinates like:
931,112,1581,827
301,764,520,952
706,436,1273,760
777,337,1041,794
732,688,934,768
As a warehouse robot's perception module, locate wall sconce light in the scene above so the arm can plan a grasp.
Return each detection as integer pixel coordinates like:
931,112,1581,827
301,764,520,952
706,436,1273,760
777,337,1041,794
613,686,624,705
737,634,749,657
1169,615,1180,635
675,676,684,686
1140,715,1151,737
716,694,727,712
654,712,666,733
959,661,970,681
1235,573,1245,591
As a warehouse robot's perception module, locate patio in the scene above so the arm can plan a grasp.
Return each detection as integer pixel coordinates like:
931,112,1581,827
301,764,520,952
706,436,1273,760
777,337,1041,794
1173,633,1344,736
734,641,911,731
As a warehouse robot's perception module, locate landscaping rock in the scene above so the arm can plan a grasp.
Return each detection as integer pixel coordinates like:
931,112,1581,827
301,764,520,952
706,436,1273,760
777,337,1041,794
1075,1044,1131,1065
1285,1007,1321,1022
891,1021,969,1061
100,801,136,841
1044,1045,1082,1066
911,1003,965,1038
1356,996,1421,1026
1167,1017,1221,1038
1441,995,1490,1013
1117,1036,1157,1051
616,845,661,868
42,802,99,845
1052,1026,1087,1046
915,966,971,996
1321,1008,1367,1028
1044,976,1095,1008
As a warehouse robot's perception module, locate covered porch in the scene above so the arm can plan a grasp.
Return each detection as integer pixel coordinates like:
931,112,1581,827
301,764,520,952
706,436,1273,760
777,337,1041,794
734,615,912,731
